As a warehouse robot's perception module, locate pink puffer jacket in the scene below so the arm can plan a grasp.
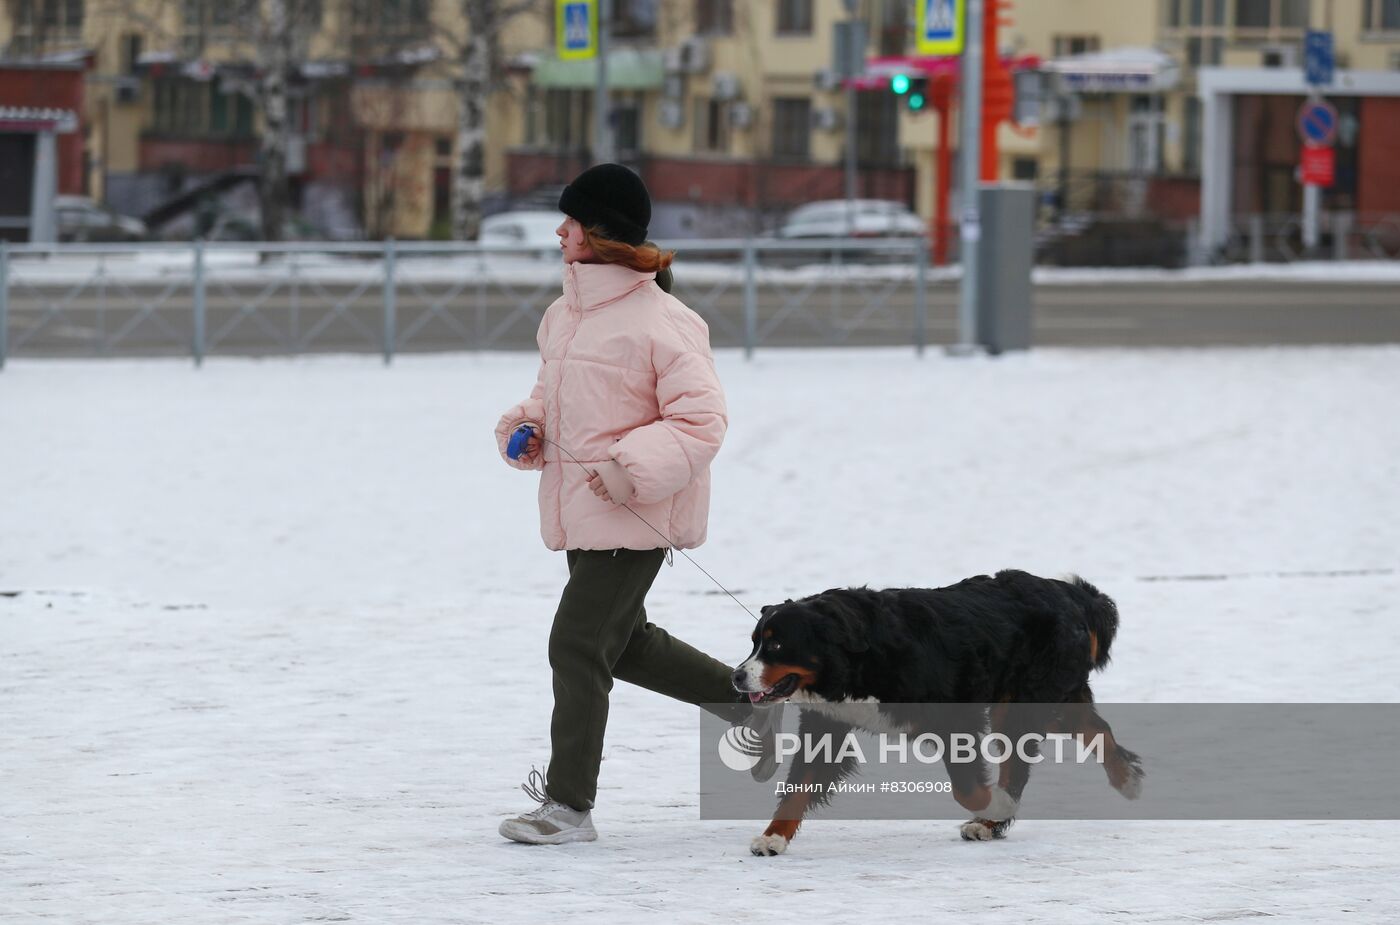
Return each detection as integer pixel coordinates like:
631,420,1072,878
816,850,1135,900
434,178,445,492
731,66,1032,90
495,261,727,551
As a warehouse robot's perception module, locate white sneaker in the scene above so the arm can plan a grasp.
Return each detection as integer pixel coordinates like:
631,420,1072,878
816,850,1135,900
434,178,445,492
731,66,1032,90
498,768,598,845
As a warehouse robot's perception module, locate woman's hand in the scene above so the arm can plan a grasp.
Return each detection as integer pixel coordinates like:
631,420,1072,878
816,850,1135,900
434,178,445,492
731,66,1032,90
520,435,541,463
586,470,613,503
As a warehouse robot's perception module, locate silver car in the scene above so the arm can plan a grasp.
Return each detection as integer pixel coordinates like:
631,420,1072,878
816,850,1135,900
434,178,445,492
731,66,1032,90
56,195,147,243
776,199,924,239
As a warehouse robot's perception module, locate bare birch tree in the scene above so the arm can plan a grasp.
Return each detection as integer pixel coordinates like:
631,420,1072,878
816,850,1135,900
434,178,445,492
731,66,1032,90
440,0,544,240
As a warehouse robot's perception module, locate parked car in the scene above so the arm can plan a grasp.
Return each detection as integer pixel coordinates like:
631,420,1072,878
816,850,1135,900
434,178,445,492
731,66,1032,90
776,199,924,239
56,196,147,243
480,210,563,255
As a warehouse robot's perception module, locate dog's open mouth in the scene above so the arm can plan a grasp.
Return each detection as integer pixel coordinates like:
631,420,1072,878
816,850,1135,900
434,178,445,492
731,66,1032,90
747,673,800,704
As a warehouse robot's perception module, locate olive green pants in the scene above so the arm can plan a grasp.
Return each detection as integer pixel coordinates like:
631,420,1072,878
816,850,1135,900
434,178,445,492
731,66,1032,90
544,548,739,811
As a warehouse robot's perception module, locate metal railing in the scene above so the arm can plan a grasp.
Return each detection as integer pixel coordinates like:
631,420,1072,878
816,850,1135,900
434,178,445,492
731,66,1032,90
0,238,937,368
1216,213,1400,265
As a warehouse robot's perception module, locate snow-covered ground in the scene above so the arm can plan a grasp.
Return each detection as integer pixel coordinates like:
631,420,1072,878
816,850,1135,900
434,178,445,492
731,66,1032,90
3,347,1399,923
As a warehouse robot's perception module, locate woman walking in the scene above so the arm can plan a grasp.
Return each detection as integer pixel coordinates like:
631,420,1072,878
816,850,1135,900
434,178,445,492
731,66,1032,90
495,164,741,845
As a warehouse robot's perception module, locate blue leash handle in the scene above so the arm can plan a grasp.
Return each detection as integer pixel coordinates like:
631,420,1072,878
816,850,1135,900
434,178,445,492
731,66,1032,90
506,425,537,461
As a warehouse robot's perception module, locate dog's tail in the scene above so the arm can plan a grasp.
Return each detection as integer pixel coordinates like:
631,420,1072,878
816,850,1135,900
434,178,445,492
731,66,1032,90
1067,575,1119,670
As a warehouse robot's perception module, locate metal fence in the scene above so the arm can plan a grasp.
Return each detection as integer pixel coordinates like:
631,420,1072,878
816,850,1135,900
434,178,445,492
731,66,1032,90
1217,213,1400,264
0,238,938,369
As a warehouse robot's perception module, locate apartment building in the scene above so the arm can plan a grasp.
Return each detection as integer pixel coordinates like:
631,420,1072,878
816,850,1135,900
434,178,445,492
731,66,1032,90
507,0,923,236
0,0,551,238
5,0,1399,241
1010,0,1400,229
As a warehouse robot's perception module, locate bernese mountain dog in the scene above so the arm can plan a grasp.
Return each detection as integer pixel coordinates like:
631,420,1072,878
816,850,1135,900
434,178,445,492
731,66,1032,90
732,569,1144,856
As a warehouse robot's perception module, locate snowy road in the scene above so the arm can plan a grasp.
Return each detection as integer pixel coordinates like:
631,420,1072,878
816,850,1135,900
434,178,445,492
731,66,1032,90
3,348,1399,922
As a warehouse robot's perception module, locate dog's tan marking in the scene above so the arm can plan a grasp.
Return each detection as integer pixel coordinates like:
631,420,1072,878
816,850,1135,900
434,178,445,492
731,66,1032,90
764,773,817,844
759,664,817,691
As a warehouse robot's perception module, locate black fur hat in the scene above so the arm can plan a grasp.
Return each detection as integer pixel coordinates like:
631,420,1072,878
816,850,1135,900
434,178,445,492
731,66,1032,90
558,163,651,246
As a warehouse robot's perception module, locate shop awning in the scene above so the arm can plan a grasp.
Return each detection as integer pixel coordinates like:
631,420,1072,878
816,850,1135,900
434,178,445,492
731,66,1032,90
531,48,664,90
847,54,1042,90
1044,47,1180,93
0,106,78,133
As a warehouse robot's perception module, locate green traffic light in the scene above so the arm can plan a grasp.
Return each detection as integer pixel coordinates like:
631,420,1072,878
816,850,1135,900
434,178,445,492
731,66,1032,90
908,93,926,110
890,74,911,95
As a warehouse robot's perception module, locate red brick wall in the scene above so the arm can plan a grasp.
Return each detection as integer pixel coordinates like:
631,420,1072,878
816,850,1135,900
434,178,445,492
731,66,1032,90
0,65,86,194
139,137,257,173
1358,97,1400,221
1147,176,1202,222
507,150,591,193
307,142,363,186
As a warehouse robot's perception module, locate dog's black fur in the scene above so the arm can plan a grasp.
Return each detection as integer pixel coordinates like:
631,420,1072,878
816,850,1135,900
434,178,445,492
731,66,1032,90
733,570,1143,856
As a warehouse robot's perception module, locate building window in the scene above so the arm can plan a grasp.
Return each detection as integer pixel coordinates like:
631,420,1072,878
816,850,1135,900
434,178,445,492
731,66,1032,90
693,97,730,153
1234,0,1269,27
771,97,811,161
349,0,430,44
1235,0,1308,31
696,0,733,36
874,0,907,55
855,91,899,168
1364,0,1400,31
1183,95,1202,174
1012,157,1038,181
543,88,588,151
12,0,85,40
43,0,83,30
122,33,142,73
776,0,812,35
614,0,657,39
152,77,254,137
297,0,323,29
1186,35,1224,65
1052,34,1100,57
614,97,641,157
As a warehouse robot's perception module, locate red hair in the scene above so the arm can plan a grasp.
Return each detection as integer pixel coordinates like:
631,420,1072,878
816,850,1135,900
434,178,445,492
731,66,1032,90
582,226,674,274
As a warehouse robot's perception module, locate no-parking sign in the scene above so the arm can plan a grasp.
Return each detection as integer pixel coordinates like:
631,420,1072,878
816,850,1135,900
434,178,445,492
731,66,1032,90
1296,99,1338,147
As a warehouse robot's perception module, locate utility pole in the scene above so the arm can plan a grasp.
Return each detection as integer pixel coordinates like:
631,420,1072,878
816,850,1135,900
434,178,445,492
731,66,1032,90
955,0,984,352
593,0,612,164
842,0,860,232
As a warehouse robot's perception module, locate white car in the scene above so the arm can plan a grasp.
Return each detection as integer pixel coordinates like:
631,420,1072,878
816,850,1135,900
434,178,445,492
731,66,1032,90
479,210,564,255
776,199,924,239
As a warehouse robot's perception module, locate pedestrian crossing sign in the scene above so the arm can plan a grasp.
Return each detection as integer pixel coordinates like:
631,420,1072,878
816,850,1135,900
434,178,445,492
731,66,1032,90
557,0,597,61
917,0,964,56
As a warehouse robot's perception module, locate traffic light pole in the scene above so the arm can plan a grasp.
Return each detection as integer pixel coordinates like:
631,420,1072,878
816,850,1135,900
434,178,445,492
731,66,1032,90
955,0,984,352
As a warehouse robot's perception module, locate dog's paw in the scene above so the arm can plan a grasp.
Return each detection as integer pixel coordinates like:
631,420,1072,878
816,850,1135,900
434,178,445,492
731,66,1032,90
982,786,1020,821
1117,764,1144,800
959,818,1012,841
750,834,789,856
1112,748,1145,800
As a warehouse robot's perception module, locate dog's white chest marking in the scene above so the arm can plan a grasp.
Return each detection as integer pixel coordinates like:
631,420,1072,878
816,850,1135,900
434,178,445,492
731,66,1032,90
789,693,910,735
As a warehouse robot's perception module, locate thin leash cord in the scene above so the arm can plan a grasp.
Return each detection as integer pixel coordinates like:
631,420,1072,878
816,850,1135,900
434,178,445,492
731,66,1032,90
535,434,759,622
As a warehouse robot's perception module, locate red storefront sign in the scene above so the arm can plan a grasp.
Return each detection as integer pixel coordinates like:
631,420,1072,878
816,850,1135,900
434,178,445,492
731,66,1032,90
1301,143,1335,188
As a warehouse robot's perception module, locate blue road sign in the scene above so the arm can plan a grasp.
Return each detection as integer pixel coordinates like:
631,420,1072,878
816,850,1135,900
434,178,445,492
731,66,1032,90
917,0,963,55
557,0,595,60
1305,30,1334,86
1297,99,1338,146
